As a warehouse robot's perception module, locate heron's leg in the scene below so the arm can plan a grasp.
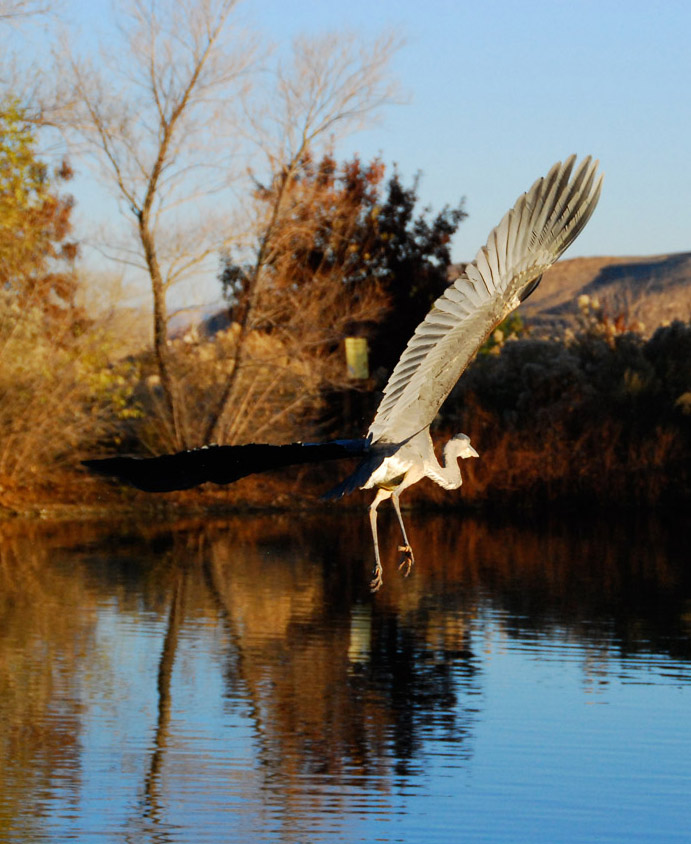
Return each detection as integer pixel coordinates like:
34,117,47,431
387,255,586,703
368,489,390,592
391,492,415,577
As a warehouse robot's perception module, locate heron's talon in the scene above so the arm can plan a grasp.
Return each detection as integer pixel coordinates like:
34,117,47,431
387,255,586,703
370,565,383,593
397,544,415,577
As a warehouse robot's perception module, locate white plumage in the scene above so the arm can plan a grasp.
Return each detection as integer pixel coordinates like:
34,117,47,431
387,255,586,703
333,155,603,590
368,155,602,445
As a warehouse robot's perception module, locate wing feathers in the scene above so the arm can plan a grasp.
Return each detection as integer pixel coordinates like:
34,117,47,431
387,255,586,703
83,440,370,492
368,155,603,443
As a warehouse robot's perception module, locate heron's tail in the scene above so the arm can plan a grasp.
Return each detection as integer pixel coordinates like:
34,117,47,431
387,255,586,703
83,439,370,493
322,444,392,500
322,463,372,500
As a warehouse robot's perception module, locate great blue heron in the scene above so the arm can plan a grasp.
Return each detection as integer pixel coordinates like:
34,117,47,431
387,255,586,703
85,155,603,590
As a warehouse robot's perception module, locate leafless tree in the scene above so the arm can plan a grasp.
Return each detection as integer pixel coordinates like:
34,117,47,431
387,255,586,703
0,0,49,21
63,0,256,449
0,0,58,111
63,1,400,451
203,31,401,443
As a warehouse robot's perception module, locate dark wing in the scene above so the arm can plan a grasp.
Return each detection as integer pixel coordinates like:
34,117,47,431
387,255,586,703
368,155,603,443
83,439,370,492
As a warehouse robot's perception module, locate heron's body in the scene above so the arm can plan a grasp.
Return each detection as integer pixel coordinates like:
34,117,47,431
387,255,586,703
325,430,478,588
324,154,602,587
363,432,474,492
84,155,603,591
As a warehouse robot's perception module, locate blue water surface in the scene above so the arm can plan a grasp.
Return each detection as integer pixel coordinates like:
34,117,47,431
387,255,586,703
0,512,688,843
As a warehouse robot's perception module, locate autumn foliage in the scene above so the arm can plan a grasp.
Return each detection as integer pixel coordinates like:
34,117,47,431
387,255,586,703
0,100,81,327
0,101,135,493
0,92,689,510
433,306,691,509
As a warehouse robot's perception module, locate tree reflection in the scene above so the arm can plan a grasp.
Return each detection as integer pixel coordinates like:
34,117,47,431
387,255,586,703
203,521,479,798
143,567,189,830
0,522,96,842
0,510,689,841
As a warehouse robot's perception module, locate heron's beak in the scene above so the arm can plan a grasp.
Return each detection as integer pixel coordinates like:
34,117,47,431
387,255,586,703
467,446,479,458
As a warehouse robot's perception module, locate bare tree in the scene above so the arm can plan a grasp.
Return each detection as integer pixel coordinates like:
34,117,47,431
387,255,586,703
63,1,400,450
0,0,58,111
0,0,49,21
204,31,401,443
64,0,256,449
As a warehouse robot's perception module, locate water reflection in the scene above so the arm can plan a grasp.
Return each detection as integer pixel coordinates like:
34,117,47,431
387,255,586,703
0,511,689,842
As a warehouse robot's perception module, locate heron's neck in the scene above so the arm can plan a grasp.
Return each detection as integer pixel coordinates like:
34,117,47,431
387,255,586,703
426,441,463,490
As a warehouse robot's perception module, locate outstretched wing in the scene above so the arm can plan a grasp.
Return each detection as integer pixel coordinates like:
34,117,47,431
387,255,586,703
83,439,369,492
368,155,603,443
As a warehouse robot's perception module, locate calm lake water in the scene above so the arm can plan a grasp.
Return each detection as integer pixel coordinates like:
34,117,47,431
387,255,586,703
0,509,689,843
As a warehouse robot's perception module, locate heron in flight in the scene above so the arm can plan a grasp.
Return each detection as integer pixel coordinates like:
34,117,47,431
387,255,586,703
85,155,603,590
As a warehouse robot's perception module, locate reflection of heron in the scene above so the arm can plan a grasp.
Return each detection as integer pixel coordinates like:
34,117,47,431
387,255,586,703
85,156,602,590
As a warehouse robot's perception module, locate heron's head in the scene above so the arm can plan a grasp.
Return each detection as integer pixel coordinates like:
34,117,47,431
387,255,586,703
448,433,479,460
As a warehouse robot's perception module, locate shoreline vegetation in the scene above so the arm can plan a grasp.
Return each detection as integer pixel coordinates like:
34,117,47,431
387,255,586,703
2,304,689,521
1,88,689,520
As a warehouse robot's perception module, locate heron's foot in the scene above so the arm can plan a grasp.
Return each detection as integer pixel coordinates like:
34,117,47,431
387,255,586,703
397,545,415,578
370,563,384,593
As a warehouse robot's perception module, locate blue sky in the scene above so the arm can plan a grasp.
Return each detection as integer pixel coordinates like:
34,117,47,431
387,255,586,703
48,1,691,305
244,0,690,261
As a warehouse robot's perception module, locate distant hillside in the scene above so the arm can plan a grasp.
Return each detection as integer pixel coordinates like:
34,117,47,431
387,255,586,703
519,252,691,335
173,253,691,343
168,302,227,339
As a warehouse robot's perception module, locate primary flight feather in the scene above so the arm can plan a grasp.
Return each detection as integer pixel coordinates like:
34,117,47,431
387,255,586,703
368,155,602,443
